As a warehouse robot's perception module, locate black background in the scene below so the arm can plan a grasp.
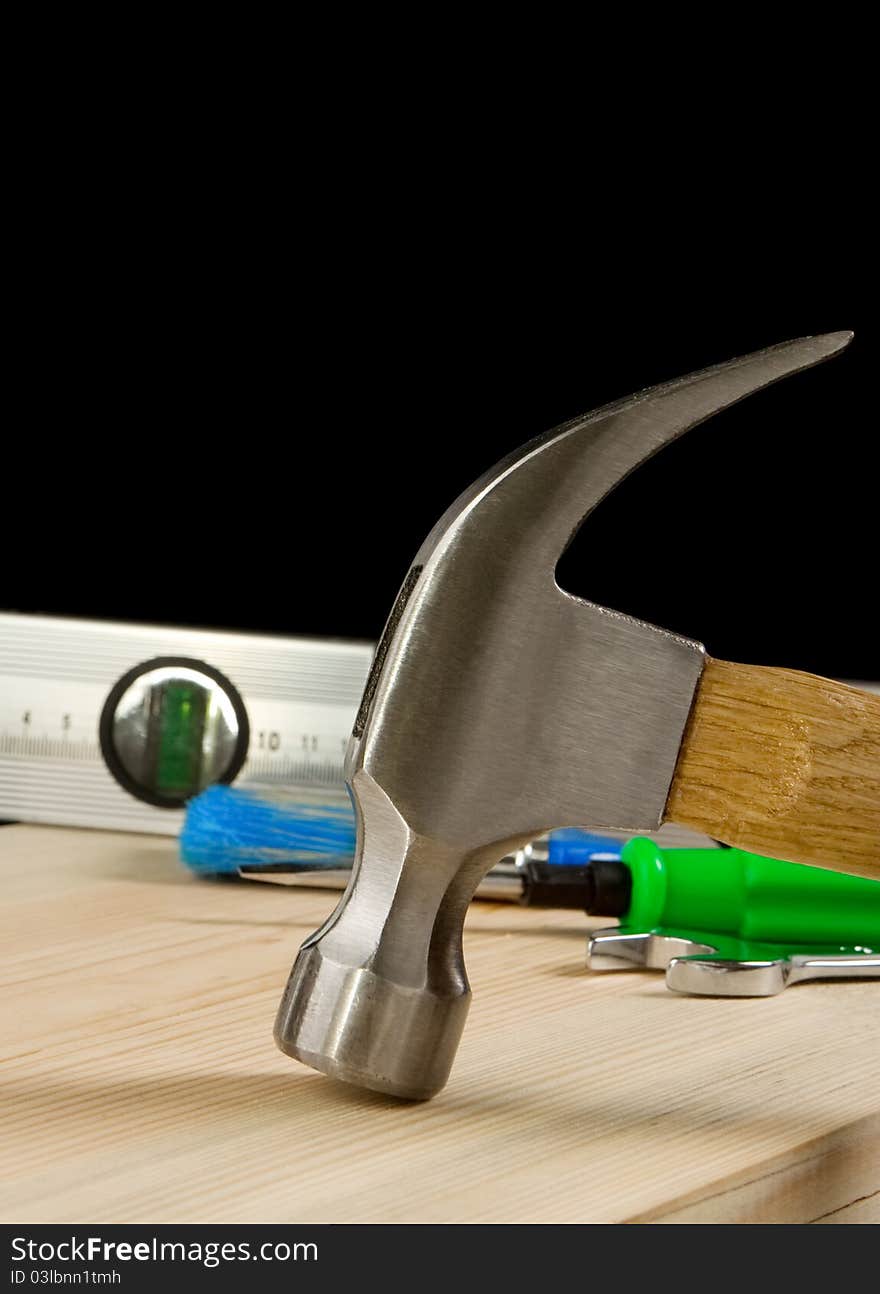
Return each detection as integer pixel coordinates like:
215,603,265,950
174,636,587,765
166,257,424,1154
5,250,874,679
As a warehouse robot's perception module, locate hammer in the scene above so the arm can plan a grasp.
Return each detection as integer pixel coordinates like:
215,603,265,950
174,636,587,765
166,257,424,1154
276,333,880,1099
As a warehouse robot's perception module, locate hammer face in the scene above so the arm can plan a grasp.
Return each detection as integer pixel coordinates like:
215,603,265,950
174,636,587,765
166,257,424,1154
274,940,471,1100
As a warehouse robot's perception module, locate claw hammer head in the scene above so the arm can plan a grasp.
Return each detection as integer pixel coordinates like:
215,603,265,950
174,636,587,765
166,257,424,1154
275,332,852,1099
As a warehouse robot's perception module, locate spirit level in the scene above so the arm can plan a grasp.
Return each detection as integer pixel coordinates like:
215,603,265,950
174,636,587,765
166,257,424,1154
0,613,373,834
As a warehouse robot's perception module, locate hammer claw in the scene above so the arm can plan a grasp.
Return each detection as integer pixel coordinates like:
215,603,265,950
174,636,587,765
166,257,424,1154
415,331,853,574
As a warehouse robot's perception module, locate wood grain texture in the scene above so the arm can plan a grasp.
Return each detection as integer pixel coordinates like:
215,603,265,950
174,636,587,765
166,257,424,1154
1,825,879,1224
666,658,880,880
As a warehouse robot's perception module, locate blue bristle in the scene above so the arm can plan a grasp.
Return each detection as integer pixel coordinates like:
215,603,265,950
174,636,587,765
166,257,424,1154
180,785,356,875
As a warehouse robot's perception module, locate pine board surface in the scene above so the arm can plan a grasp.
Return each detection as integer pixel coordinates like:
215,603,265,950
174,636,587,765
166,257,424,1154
1,824,878,1224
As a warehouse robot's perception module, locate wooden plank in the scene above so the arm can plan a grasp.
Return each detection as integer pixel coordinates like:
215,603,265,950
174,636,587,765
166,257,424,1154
633,1114,880,1223
667,658,880,880
814,1192,880,1223
1,824,878,1224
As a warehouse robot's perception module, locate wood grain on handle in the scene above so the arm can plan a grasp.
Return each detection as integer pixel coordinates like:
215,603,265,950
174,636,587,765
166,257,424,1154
666,657,880,881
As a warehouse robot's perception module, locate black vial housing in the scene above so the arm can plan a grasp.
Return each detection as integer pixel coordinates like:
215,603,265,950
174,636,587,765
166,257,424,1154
520,859,632,918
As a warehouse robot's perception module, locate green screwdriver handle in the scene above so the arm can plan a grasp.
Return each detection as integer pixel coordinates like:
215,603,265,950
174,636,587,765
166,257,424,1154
621,837,880,946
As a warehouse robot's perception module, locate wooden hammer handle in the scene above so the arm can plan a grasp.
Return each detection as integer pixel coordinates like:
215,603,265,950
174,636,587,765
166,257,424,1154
666,657,880,881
